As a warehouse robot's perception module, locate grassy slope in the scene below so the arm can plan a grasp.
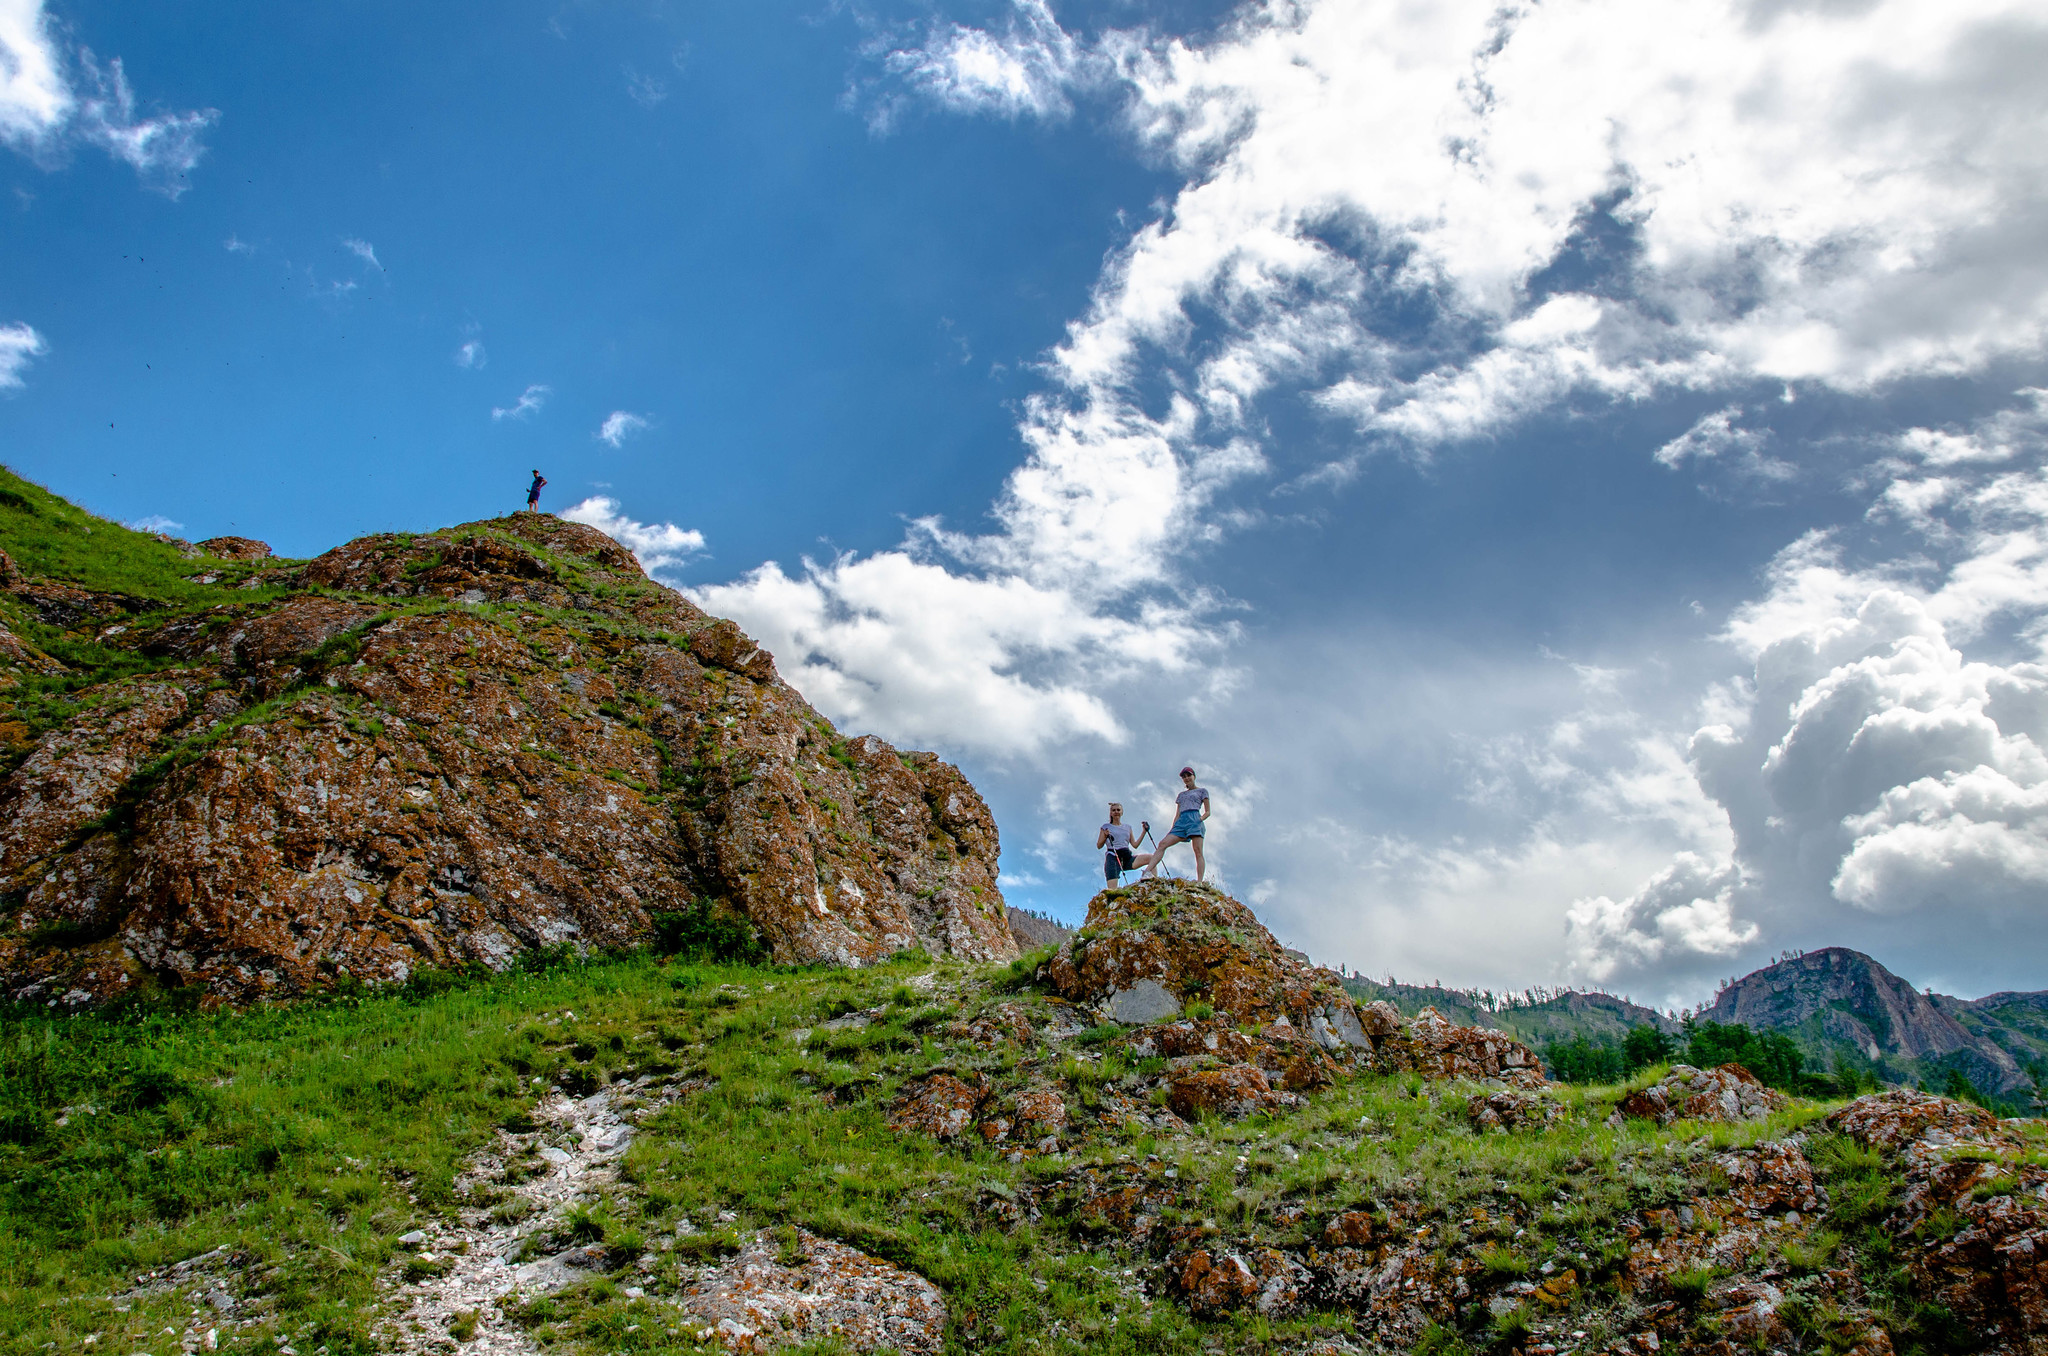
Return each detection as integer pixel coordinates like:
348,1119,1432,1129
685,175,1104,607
17,949,2018,1356
0,465,284,603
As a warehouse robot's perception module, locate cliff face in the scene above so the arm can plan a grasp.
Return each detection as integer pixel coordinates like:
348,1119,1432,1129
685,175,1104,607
1709,946,2034,1092
0,508,1015,1005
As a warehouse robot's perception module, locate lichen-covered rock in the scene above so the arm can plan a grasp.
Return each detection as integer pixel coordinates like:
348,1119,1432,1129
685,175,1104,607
886,1073,985,1140
1169,1246,1308,1318
1037,880,1370,1052
1827,1090,2048,1352
1467,1086,1563,1133
1617,1063,1788,1126
1710,1140,1824,1216
674,1228,946,1355
196,536,272,560
0,515,1016,1004
1386,1006,1548,1085
1167,1064,1296,1121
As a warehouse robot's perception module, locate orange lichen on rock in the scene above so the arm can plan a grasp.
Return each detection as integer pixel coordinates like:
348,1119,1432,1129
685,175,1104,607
0,515,1015,1005
1617,1062,1790,1126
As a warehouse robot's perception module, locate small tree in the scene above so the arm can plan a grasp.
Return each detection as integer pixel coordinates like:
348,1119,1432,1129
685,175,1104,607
1621,1024,1676,1073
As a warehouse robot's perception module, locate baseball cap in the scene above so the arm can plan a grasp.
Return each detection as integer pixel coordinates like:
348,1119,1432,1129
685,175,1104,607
1180,765,1195,775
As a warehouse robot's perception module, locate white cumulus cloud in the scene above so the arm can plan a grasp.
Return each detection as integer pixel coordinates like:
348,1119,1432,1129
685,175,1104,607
128,513,182,534
1568,393,2048,998
560,496,705,584
798,0,2048,775
877,0,2048,463
868,0,1109,127
0,0,69,143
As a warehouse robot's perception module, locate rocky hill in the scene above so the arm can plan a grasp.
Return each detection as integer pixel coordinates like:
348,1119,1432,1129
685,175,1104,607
0,469,1015,1006
1709,947,2047,1096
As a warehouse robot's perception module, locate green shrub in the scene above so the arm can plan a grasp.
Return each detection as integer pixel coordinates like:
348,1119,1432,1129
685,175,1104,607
649,897,768,964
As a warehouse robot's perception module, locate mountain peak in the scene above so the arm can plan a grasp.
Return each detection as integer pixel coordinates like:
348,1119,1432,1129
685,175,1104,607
1710,946,2032,1093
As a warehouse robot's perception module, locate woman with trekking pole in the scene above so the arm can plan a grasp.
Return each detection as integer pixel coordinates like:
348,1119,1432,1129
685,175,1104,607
1096,803,1153,884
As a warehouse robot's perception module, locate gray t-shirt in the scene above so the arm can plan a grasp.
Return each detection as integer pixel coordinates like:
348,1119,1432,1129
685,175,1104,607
1175,787,1208,815
1101,822,1133,851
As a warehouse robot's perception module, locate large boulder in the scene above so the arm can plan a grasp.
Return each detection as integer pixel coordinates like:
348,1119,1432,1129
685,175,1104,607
1038,880,1372,1052
1617,1063,1789,1126
0,516,1015,1005
1379,1004,1548,1085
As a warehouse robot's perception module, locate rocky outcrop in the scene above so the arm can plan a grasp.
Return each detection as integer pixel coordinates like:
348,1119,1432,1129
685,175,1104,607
0,515,1015,1004
1711,947,2031,1093
1466,1085,1563,1132
1827,1090,2048,1354
196,536,272,561
1038,880,1374,1051
1377,1003,1549,1085
1616,1063,1789,1126
674,1229,947,1355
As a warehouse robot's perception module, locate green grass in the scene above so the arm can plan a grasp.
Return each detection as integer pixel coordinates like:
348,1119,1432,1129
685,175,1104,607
0,465,289,603
0,938,1965,1356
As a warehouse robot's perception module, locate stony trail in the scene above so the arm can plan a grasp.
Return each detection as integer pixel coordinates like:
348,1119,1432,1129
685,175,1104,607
380,1080,660,1355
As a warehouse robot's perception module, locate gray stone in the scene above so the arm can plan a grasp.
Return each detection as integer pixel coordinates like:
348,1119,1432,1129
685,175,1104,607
1308,1003,1370,1050
397,1230,427,1246
1102,980,1181,1026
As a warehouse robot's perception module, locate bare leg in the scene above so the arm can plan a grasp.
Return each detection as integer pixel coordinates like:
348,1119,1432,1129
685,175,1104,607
1143,834,1184,878
1191,835,1206,882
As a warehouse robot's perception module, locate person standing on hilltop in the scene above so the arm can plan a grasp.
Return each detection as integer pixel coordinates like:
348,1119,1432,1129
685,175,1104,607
525,469,547,513
1143,766,1210,882
1096,802,1153,884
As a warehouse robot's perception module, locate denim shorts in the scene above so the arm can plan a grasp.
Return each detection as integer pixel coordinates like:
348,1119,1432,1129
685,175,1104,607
1170,810,1205,838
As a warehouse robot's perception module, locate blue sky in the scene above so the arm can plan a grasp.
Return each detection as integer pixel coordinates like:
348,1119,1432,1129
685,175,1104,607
5,0,2047,1005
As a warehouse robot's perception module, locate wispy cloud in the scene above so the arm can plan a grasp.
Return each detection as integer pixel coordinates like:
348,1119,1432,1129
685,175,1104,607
69,51,215,195
624,68,667,108
128,513,183,534
491,383,549,421
0,5,217,198
560,496,705,583
222,234,251,253
454,338,486,369
0,321,46,388
596,410,649,447
341,236,382,270
861,0,1112,131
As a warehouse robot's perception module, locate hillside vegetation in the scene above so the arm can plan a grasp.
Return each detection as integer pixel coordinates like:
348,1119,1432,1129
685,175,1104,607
8,883,2048,1356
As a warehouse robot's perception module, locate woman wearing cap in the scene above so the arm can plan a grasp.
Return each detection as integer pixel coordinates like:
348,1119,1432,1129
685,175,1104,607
1144,766,1210,882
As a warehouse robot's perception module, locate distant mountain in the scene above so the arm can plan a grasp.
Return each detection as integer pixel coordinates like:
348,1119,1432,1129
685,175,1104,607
1342,948,2045,1106
1006,906,1075,952
1340,977,1680,1049
1709,948,2046,1096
